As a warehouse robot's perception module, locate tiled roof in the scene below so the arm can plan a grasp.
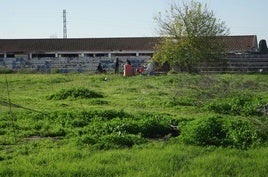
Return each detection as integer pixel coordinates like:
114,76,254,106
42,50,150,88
222,35,258,52
0,35,257,53
0,37,160,53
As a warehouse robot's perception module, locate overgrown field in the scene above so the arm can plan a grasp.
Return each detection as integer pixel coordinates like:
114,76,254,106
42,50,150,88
0,73,268,177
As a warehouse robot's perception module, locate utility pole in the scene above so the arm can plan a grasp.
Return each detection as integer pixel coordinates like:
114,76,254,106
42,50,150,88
63,9,67,38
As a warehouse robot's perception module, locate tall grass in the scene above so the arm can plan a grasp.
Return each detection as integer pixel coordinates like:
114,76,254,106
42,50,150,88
0,73,268,176
1,142,268,177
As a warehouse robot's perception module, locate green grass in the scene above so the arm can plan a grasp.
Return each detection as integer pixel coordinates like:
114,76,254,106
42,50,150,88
0,73,268,176
1,142,268,177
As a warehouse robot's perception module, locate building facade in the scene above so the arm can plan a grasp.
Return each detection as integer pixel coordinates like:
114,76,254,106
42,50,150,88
0,35,261,73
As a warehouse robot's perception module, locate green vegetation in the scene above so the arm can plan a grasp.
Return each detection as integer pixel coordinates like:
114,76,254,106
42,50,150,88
153,0,229,73
0,73,268,176
47,87,104,100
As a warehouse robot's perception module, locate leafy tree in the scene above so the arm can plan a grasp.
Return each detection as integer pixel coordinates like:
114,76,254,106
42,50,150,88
153,0,229,73
259,39,268,54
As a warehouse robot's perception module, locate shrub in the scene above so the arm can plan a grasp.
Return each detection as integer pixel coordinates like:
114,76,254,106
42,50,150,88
138,116,173,139
77,133,146,149
180,116,226,146
179,116,260,149
47,87,103,100
225,119,260,149
115,122,141,135
206,93,263,116
206,100,232,114
96,134,146,149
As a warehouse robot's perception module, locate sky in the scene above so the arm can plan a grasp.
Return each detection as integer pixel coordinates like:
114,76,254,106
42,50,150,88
0,0,267,41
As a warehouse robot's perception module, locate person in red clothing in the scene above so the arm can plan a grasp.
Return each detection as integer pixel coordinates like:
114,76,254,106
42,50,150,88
123,59,133,76
137,65,145,75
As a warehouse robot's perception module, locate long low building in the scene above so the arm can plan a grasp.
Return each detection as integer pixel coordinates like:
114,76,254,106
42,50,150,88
0,37,159,59
0,35,259,59
1,35,266,73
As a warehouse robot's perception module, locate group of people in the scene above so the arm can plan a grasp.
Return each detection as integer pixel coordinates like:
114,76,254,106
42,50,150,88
96,58,155,76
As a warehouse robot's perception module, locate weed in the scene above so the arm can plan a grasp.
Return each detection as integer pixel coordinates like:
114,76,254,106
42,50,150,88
47,87,104,100
206,92,265,116
179,116,261,149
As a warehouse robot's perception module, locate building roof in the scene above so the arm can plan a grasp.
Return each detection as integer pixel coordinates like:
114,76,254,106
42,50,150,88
0,37,160,53
222,35,258,52
0,35,258,54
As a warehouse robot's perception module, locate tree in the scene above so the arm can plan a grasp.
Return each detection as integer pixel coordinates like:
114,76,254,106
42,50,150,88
259,39,268,54
153,0,229,73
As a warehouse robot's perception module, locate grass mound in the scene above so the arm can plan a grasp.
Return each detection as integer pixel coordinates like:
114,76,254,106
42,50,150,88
179,116,261,149
205,92,265,116
47,87,104,100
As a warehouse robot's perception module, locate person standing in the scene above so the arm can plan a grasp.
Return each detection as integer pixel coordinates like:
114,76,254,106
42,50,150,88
114,58,120,74
123,59,133,76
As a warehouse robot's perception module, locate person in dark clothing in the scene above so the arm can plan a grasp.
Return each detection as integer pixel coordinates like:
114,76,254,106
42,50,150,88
114,58,120,74
126,59,131,65
97,63,106,73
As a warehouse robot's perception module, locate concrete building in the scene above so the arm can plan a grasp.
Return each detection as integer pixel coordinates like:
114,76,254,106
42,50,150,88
0,35,258,59
0,35,262,73
0,37,159,59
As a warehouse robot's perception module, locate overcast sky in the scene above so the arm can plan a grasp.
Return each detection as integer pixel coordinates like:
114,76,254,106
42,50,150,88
0,0,267,41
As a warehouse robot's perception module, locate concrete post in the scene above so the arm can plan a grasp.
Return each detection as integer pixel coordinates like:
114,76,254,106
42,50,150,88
108,53,112,58
29,53,32,59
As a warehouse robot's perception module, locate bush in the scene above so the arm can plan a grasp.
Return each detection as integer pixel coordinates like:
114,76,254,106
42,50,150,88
47,87,104,100
180,116,226,146
225,119,260,149
133,114,176,139
96,134,146,149
115,122,141,135
206,93,263,116
140,118,171,138
77,133,146,149
179,116,260,149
